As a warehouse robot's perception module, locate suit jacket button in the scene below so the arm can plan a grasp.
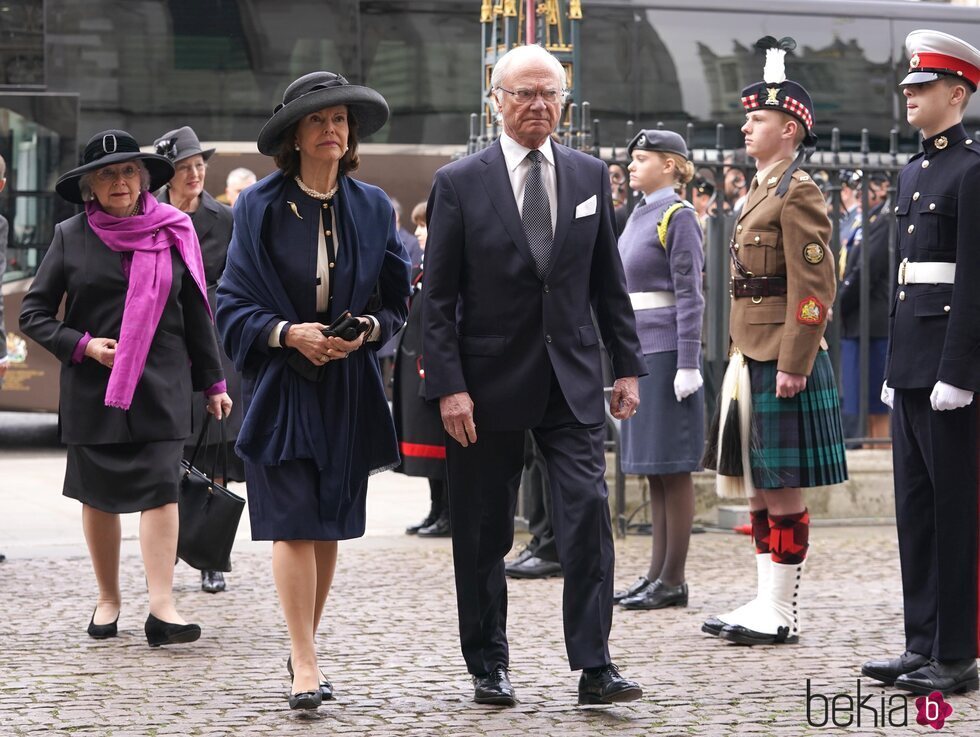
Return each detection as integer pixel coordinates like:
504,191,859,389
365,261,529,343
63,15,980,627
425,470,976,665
899,291,906,301
944,305,951,312
545,334,552,343
912,192,920,201
929,203,936,211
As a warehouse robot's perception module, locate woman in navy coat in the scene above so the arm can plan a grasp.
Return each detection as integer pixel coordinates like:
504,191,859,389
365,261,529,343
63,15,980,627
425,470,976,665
216,72,410,710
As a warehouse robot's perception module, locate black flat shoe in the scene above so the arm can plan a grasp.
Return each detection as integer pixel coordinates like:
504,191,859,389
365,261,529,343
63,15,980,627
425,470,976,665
620,580,688,610
473,666,516,706
578,663,643,705
87,609,119,639
417,514,451,537
861,651,929,686
287,655,334,701
504,555,563,579
895,658,979,696
613,576,651,604
406,510,439,535
201,570,227,594
144,613,201,647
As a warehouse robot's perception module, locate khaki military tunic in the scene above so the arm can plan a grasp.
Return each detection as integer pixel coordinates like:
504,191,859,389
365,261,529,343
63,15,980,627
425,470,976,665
729,159,835,376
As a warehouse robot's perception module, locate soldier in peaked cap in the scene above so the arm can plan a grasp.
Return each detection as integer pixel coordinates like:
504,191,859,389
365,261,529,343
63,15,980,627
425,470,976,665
862,30,980,697
701,37,847,648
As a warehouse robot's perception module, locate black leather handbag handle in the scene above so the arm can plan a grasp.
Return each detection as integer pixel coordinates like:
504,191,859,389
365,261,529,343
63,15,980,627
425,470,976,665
186,412,229,484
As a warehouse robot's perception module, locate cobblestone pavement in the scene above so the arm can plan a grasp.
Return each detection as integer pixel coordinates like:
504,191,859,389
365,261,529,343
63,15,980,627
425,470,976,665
2,523,978,736
1,413,976,737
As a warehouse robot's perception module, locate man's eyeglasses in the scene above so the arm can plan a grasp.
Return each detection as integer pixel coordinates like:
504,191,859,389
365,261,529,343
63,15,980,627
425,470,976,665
496,86,564,104
95,164,141,183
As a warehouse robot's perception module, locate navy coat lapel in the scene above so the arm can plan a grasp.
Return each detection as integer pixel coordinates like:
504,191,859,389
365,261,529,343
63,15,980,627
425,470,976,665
479,141,539,275
548,143,577,276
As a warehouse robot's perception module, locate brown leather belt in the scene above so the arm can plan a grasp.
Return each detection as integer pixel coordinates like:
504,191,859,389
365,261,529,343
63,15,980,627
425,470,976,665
732,276,787,298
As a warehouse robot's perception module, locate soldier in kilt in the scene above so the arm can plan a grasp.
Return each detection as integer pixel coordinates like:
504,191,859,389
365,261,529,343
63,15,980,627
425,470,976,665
701,37,847,646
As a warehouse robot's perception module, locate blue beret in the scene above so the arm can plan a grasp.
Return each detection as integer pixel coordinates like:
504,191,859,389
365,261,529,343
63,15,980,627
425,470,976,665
627,129,689,159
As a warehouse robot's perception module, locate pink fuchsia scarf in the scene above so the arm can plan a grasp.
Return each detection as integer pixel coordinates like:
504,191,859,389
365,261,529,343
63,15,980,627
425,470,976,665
85,191,210,410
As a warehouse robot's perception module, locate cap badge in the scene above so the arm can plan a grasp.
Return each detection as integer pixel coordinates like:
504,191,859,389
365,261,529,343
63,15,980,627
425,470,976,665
637,134,647,147
910,54,920,69
934,136,948,150
765,87,780,106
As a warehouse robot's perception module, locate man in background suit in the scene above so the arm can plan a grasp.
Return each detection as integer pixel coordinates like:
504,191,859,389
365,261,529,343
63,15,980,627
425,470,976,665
422,44,645,706
0,153,7,564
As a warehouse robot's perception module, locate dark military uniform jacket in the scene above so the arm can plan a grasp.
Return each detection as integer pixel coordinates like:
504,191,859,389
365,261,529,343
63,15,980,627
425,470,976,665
729,158,836,376
838,201,893,339
885,123,980,393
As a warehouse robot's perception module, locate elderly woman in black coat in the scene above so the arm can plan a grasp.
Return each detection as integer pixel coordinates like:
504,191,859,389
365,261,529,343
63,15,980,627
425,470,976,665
20,130,231,647
154,125,242,594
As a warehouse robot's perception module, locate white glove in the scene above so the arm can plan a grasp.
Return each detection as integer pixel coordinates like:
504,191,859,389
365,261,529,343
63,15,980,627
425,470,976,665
674,368,703,402
930,381,975,412
880,381,894,410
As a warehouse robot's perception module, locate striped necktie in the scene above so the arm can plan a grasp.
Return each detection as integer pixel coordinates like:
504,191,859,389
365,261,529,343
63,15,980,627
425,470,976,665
522,150,553,277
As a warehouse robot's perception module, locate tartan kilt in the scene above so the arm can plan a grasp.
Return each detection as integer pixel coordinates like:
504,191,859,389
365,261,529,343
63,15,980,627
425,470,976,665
748,351,848,490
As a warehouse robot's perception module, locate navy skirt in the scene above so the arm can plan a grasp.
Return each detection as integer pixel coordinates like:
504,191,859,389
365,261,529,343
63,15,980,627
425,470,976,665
621,351,705,475
64,440,184,513
840,336,889,416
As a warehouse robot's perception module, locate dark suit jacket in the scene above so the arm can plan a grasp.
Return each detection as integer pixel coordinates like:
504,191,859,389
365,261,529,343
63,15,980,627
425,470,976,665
0,214,7,361
19,213,223,444
422,139,644,431
838,201,891,339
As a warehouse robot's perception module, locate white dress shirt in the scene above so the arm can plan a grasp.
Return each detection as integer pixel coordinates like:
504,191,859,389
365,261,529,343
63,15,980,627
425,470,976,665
499,131,558,237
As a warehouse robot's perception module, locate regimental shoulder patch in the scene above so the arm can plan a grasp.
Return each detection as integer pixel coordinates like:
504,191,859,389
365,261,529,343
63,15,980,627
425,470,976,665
798,296,825,325
803,243,825,264
799,174,810,182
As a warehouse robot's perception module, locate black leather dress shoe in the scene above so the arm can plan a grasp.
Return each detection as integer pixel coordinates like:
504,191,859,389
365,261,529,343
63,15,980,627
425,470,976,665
87,609,119,639
417,514,451,537
861,651,929,686
613,576,650,604
144,613,201,647
620,580,688,610
578,663,643,705
895,658,979,695
287,655,334,701
473,666,516,706
201,570,226,593
505,555,562,579
505,547,535,569
406,510,439,535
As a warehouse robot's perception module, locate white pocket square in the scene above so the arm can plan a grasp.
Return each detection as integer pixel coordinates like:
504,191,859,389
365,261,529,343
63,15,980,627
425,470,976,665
575,195,597,219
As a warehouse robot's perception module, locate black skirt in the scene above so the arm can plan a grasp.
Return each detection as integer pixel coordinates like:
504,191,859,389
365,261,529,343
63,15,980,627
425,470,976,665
64,440,184,513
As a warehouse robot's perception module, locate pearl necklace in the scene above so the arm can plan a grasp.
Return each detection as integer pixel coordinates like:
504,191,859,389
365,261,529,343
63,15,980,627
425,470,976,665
295,176,338,201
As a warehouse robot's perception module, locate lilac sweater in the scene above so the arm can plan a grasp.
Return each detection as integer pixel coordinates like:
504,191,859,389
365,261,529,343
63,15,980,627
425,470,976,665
617,192,705,368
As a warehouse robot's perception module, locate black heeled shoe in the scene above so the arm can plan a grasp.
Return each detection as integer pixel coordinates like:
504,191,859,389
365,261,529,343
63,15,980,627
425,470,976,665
288,685,322,711
287,655,334,700
87,609,119,639
144,613,201,647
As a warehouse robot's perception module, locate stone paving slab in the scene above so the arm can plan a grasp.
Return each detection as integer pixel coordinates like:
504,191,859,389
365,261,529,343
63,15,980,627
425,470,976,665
1,525,978,736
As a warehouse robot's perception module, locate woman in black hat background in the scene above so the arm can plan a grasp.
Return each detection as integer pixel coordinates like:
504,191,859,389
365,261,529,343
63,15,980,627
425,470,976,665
154,125,242,595
19,130,232,647
216,73,411,710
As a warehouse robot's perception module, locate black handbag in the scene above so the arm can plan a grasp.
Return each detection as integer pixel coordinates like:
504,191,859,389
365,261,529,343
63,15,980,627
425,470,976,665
177,414,245,572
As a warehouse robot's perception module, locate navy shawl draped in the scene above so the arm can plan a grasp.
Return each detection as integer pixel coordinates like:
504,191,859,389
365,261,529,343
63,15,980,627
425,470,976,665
216,171,410,507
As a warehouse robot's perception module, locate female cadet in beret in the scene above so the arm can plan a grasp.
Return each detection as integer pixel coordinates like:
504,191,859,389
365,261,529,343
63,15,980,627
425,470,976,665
613,129,705,611
215,72,411,710
20,129,231,647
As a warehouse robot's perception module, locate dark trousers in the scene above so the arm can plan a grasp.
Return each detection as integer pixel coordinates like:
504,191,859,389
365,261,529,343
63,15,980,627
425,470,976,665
523,433,558,562
892,388,978,661
445,381,614,674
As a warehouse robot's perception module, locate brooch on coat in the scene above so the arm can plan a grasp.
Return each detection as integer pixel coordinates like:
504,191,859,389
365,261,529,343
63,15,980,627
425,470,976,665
287,201,303,220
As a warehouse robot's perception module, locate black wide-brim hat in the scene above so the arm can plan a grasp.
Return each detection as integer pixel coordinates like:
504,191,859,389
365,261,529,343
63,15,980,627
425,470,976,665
256,71,389,156
153,125,216,164
56,130,175,205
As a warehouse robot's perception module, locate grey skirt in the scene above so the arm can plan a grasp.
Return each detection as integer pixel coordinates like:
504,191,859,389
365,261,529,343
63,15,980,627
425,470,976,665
64,440,184,513
621,350,705,475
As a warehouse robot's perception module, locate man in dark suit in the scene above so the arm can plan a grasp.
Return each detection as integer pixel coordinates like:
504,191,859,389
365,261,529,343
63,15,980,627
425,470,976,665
863,29,980,696
422,44,645,706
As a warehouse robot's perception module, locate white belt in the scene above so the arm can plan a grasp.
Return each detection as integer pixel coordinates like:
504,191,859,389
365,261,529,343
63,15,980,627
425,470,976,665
629,291,677,310
898,259,956,285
